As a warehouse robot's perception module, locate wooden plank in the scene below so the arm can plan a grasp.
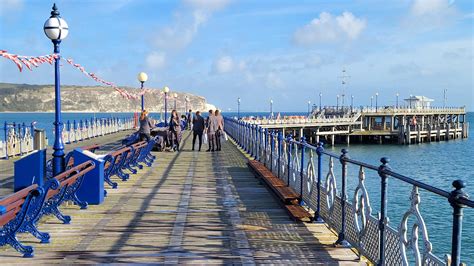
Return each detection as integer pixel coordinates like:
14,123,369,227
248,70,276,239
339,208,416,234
0,131,362,265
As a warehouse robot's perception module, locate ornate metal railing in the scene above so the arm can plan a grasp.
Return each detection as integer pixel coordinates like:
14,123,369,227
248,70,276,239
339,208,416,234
0,117,135,159
224,117,473,266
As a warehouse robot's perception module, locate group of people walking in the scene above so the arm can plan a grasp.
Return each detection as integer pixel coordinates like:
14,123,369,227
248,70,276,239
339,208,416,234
190,109,224,152
137,108,225,152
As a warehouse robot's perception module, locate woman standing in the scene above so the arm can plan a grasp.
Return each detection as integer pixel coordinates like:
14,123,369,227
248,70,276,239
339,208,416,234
169,110,181,151
138,110,153,142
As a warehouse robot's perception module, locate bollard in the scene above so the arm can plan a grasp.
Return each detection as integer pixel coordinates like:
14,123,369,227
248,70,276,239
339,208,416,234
449,180,468,266
377,157,390,266
335,149,350,247
315,142,324,223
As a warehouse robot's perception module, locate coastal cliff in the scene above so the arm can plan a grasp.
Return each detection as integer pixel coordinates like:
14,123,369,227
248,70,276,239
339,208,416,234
0,83,213,112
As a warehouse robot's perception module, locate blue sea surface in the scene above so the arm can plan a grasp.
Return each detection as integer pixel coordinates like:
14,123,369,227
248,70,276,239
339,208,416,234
0,111,472,263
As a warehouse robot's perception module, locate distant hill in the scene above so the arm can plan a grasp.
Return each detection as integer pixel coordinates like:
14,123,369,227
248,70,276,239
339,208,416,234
0,83,211,112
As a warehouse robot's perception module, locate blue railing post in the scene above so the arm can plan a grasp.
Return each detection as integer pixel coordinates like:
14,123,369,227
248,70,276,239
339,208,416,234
263,129,268,166
258,127,263,162
315,142,324,223
73,120,77,142
335,149,350,247
287,135,292,185
277,131,282,178
4,121,7,159
449,180,468,266
270,130,274,171
30,122,35,143
299,136,306,205
250,124,255,157
255,125,260,161
377,157,391,266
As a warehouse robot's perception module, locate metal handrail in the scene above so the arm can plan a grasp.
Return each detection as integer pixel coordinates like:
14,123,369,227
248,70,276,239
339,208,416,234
224,116,472,266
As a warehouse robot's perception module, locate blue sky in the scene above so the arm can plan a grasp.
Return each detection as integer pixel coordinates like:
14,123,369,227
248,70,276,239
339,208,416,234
0,0,473,111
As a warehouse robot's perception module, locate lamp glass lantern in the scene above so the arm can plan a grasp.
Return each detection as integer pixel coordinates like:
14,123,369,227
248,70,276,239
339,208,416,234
137,72,148,111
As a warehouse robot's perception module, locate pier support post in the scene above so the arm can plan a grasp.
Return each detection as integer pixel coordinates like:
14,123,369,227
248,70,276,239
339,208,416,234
346,134,350,145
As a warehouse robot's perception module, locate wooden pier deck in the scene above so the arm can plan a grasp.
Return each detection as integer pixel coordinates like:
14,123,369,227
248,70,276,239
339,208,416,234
0,131,363,264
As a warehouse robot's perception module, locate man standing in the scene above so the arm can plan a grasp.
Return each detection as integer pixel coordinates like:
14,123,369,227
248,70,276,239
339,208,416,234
206,109,217,152
192,111,205,151
187,109,193,130
214,110,224,151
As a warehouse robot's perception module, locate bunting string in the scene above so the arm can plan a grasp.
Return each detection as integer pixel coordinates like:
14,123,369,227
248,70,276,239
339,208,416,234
1,50,152,100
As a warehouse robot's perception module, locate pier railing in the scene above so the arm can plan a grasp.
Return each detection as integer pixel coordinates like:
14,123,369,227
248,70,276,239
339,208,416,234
224,117,473,266
0,117,135,159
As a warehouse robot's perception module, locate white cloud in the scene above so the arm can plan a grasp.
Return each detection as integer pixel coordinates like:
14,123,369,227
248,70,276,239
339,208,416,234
152,0,230,51
0,0,23,15
411,0,450,16
183,0,231,12
213,55,234,73
293,12,366,45
146,51,166,69
265,72,284,89
405,0,459,29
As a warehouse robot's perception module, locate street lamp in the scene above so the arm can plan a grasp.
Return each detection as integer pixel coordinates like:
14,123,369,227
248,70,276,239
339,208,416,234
137,72,148,111
163,86,170,126
375,92,379,112
44,3,69,176
270,99,273,119
185,96,189,114
319,92,322,111
307,100,311,116
336,94,339,111
396,93,399,109
173,93,178,110
237,97,241,120
351,95,354,113
370,96,373,108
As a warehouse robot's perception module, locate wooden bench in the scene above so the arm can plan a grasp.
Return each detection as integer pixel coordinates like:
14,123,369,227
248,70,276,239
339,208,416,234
247,160,312,222
39,161,96,224
0,184,45,257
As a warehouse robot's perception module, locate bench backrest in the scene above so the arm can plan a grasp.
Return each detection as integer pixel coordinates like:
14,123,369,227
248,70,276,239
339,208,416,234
0,184,38,226
46,161,96,200
104,146,131,172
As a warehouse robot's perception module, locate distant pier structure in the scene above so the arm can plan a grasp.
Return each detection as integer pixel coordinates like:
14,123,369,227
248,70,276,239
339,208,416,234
243,96,468,146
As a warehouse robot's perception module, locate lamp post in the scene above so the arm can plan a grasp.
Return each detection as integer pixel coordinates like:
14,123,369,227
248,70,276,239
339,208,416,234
173,93,178,110
370,96,373,108
336,94,339,111
163,86,170,126
185,96,189,114
270,99,273,119
375,92,379,112
307,100,311,116
319,92,322,111
137,72,148,111
44,3,69,176
409,94,413,109
351,95,354,113
396,93,399,109
237,97,241,120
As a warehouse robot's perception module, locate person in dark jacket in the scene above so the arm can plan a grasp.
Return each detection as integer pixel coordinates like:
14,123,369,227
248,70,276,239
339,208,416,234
192,111,205,151
138,110,153,142
187,109,193,130
169,110,181,151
